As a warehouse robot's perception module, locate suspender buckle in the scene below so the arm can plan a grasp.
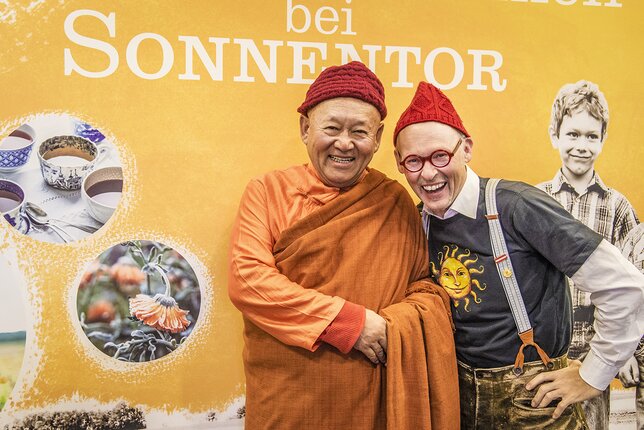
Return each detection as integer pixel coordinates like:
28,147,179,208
513,329,553,377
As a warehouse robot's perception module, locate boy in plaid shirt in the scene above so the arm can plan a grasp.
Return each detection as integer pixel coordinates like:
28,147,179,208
538,80,639,428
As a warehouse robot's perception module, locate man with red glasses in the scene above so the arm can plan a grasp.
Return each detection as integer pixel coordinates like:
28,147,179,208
394,82,644,429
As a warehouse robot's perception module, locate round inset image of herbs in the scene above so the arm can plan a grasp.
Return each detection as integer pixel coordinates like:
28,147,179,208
77,240,200,362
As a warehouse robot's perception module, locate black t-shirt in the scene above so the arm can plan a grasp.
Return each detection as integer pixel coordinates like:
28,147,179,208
427,178,603,368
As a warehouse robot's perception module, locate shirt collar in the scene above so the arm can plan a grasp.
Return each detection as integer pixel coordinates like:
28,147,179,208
422,166,479,221
550,169,608,195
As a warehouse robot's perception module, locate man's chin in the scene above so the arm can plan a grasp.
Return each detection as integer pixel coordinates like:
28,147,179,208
422,200,449,217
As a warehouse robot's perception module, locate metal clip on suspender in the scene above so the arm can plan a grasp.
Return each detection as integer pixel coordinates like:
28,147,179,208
484,179,553,376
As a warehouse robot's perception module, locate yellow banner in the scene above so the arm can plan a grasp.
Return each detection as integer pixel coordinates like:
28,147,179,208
0,0,641,427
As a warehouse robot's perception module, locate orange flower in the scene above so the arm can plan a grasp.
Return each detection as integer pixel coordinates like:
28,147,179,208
129,294,190,333
86,300,116,323
79,261,109,289
111,263,145,287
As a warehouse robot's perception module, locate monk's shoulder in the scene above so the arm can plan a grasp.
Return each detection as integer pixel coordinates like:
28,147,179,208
369,169,416,206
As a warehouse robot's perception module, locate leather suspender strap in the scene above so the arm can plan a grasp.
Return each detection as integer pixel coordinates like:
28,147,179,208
484,179,553,375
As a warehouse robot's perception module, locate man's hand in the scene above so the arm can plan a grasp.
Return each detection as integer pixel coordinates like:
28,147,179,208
618,356,640,388
525,360,602,419
353,309,387,365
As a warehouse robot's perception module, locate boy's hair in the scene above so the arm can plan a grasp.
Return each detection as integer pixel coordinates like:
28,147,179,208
550,80,609,139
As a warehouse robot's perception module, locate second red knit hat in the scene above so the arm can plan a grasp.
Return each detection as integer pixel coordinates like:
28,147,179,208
393,82,469,145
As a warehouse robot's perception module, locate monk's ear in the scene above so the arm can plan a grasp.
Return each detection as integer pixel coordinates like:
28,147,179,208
373,123,384,153
299,115,310,144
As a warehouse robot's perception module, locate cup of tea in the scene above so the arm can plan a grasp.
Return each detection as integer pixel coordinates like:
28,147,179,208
0,124,36,172
81,166,123,224
37,135,108,190
0,179,30,233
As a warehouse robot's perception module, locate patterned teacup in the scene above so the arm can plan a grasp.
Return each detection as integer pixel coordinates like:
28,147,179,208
0,124,36,172
37,135,108,191
0,179,30,234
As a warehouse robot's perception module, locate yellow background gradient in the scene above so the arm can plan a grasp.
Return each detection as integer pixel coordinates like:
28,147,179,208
0,0,641,417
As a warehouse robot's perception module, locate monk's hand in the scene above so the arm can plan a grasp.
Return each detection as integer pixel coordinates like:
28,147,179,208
617,356,640,388
524,359,602,419
353,309,387,365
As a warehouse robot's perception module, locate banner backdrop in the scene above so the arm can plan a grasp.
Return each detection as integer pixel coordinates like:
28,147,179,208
1,0,642,428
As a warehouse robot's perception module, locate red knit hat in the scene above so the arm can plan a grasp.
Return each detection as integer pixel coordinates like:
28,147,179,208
393,82,469,145
297,61,387,119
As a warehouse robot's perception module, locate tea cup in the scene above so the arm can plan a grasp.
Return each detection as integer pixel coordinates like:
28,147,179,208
38,135,108,190
81,166,123,224
0,124,36,172
0,179,30,233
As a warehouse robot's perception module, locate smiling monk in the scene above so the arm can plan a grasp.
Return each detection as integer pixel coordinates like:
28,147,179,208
228,62,459,429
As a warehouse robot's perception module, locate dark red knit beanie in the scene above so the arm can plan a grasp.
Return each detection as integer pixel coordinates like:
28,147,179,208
393,82,469,145
297,61,387,119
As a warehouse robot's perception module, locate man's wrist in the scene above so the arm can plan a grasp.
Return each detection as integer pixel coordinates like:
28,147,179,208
317,301,365,354
578,349,620,391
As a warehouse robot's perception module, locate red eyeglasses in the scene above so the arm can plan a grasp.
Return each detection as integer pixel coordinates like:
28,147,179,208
399,138,462,173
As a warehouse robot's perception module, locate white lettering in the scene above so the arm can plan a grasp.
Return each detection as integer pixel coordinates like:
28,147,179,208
234,39,284,83
287,0,356,35
287,41,327,84
63,11,508,91
424,47,464,90
586,0,622,6
467,49,507,91
286,0,311,33
315,6,339,35
340,1,356,35
385,46,421,88
64,9,118,78
178,36,230,81
126,33,174,80
512,0,622,6
335,44,381,71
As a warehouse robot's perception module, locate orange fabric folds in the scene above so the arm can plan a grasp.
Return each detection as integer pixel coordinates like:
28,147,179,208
241,169,459,429
382,283,460,430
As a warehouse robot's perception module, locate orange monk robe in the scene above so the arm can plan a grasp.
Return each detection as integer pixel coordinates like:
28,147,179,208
229,164,361,351
229,164,459,429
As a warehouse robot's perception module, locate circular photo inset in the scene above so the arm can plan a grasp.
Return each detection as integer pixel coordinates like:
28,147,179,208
77,241,201,362
0,113,123,243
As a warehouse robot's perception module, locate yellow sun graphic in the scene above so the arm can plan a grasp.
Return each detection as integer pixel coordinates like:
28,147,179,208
431,245,486,312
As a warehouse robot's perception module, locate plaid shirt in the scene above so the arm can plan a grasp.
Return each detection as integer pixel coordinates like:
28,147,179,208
538,170,639,249
537,170,639,359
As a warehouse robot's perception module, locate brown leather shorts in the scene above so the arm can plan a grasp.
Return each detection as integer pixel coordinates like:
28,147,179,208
458,355,588,430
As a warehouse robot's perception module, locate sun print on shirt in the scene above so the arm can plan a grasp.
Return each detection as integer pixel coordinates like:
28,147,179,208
430,245,486,312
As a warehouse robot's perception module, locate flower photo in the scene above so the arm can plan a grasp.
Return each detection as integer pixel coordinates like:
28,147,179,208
76,241,200,362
